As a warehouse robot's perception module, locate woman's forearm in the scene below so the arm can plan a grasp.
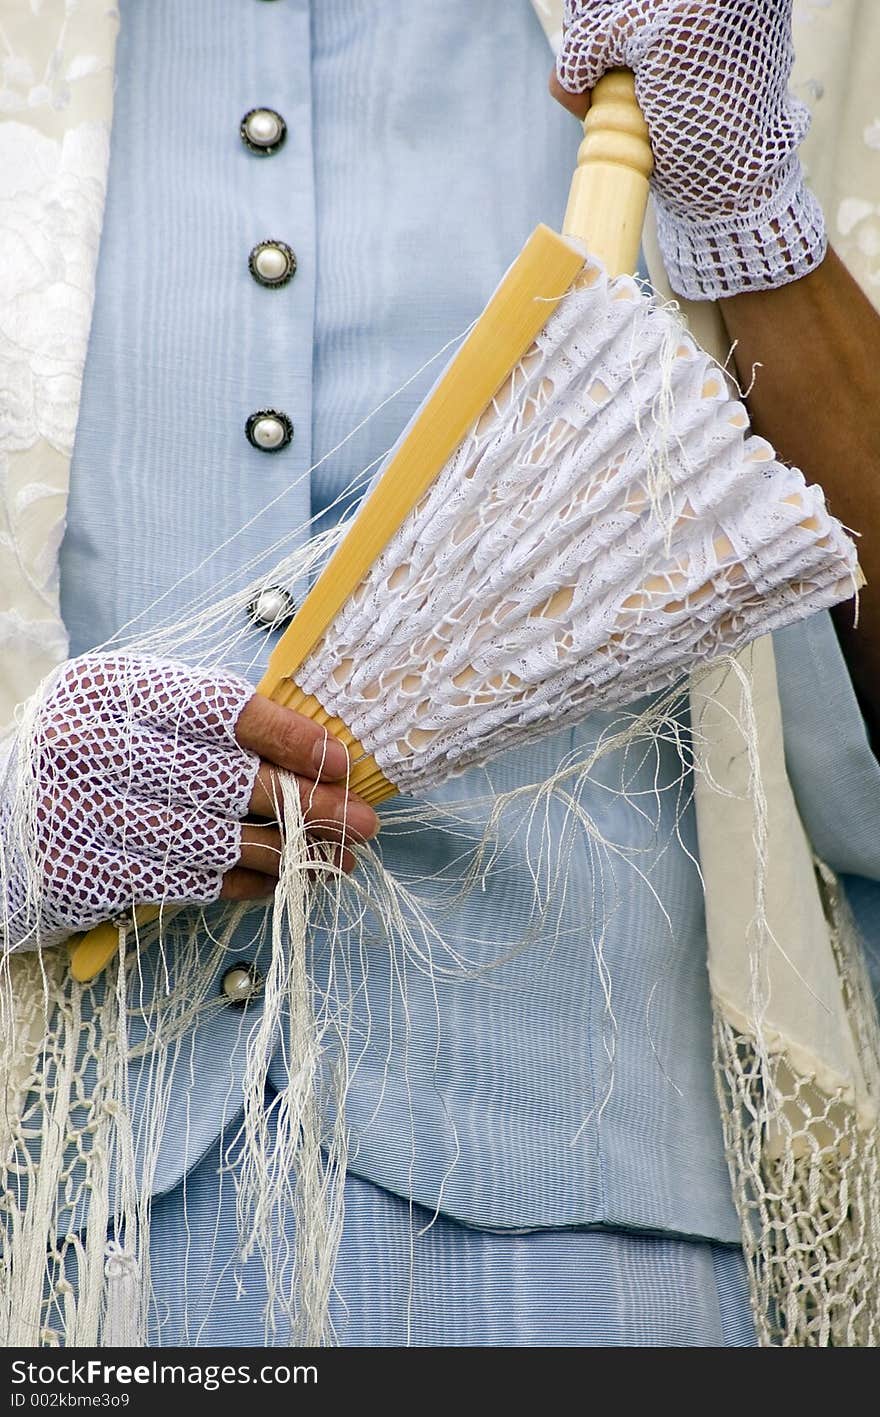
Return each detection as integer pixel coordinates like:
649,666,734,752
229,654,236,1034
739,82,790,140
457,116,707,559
719,247,880,733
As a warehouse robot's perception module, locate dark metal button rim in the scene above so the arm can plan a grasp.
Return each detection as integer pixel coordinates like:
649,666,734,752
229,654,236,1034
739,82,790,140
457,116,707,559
248,240,297,288
245,408,294,452
220,963,264,1007
240,107,287,156
245,584,297,629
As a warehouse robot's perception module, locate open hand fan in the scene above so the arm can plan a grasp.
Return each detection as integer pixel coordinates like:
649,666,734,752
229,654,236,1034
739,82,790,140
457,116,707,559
70,72,859,981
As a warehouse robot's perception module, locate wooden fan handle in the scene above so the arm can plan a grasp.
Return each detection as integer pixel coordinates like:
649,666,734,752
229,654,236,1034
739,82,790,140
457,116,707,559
562,68,653,279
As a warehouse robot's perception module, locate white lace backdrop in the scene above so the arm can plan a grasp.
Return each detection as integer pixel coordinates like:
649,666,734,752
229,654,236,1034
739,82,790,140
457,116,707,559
0,2,118,720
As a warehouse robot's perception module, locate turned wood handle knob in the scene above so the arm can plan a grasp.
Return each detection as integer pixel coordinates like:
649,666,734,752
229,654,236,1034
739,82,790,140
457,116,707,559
562,69,653,278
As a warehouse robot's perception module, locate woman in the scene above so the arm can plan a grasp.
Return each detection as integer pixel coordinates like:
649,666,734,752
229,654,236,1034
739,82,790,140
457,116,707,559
2,0,879,1346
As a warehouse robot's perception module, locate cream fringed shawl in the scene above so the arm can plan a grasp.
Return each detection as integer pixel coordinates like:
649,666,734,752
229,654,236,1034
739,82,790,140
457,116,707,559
2,0,880,1347
636,0,880,1339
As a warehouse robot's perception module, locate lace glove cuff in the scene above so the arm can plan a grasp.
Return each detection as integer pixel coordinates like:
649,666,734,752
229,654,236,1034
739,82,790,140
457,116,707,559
654,163,828,302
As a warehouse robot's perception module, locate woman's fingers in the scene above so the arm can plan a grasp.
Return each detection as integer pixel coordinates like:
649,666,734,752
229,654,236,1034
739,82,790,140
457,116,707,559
248,761,291,817
219,866,277,901
548,69,591,119
238,777,378,874
248,762,379,842
231,824,361,886
295,779,379,842
238,824,284,875
235,693,350,781
333,846,357,874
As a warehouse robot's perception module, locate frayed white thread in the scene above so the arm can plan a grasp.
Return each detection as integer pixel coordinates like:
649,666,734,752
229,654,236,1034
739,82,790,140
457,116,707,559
232,776,349,1346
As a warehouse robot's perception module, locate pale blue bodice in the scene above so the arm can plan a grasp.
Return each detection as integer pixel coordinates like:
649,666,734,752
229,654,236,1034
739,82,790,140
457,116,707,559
62,0,880,1246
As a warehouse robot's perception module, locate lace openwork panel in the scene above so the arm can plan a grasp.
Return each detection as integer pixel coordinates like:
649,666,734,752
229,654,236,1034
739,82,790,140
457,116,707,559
296,258,857,795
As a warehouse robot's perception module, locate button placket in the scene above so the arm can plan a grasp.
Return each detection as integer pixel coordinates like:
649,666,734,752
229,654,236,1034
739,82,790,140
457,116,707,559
243,11,293,622
239,2,312,642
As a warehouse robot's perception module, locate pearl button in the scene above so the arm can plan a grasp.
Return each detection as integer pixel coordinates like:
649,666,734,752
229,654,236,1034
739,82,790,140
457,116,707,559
221,964,262,1006
240,108,287,155
247,585,297,628
249,240,297,288
245,409,293,451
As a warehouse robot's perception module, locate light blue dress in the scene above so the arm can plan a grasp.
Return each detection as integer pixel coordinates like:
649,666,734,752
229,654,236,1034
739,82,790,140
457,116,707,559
60,0,880,1346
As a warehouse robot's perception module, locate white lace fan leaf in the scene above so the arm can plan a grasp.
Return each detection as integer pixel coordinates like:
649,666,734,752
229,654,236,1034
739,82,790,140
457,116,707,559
296,258,858,794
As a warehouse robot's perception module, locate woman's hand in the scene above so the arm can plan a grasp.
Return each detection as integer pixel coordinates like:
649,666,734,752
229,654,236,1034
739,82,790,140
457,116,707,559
232,690,378,889
1,653,379,949
550,0,827,301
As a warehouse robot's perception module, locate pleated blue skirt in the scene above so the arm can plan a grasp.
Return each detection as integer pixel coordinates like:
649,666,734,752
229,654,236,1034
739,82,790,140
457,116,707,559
146,1127,757,1348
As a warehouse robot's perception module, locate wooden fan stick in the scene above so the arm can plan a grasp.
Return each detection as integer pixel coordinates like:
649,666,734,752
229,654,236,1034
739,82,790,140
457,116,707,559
69,70,652,984
561,69,652,276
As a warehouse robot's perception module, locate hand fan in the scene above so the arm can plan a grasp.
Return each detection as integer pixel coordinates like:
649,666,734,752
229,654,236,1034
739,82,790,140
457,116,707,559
69,71,859,982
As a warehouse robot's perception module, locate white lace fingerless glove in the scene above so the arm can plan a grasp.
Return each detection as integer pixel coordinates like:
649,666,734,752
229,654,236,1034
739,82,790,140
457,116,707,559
556,0,827,299
0,654,260,951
